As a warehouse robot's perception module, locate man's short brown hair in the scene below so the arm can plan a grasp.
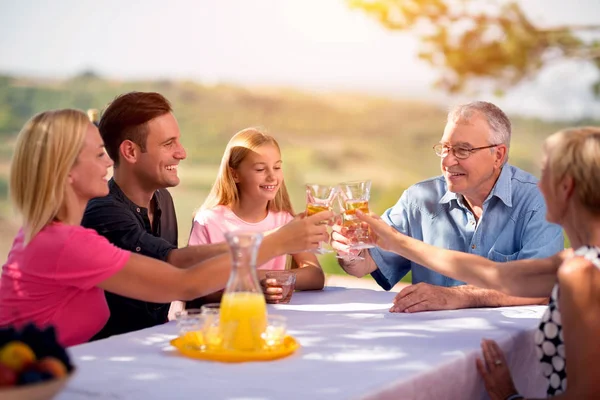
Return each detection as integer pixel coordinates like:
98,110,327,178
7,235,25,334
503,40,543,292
99,92,172,166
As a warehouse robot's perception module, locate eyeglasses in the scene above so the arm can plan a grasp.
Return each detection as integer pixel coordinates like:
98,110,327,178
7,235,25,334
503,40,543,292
433,143,500,160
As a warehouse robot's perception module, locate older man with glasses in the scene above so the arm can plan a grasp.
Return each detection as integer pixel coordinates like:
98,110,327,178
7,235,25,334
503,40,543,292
332,101,564,312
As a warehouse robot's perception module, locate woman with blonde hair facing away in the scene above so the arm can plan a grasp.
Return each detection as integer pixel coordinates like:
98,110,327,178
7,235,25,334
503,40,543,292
350,127,600,399
189,128,325,303
0,111,331,346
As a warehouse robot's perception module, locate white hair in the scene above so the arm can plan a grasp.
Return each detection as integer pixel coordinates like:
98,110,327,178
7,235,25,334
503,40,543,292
448,101,511,164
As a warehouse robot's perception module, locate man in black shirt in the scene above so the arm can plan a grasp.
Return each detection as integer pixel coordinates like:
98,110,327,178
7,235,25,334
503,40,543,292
83,180,179,338
82,92,229,339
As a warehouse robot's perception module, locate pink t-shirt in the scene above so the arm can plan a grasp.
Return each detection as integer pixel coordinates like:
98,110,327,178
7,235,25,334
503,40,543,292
189,205,294,270
0,222,130,347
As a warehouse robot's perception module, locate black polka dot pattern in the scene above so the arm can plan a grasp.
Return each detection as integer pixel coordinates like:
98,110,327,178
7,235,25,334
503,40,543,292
536,246,600,397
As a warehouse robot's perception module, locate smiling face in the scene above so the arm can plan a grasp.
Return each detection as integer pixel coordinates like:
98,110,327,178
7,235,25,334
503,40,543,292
69,123,113,201
134,112,187,189
231,143,283,205
439,113,506,203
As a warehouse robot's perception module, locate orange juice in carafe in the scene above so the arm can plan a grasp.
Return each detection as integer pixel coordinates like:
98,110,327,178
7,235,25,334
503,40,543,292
222,231,268,352
220,292,267,351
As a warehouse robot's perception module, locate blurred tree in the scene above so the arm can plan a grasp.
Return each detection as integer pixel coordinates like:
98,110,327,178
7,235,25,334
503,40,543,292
72,69,102,81
348,0,600,95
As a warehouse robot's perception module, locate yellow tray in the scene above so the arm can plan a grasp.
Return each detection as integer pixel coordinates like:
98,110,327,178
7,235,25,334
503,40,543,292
170,335,300,363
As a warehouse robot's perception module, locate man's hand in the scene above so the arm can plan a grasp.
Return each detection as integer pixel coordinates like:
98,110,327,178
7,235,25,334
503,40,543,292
273,211,333,255
391,283,469,313
330,217,363,261
476,339,519,400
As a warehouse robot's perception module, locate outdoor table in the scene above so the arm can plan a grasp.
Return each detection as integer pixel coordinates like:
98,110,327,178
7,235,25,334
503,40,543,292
57,287,546,399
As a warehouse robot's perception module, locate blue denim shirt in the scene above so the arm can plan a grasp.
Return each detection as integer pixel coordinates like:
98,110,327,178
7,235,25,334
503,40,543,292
370,165,564,290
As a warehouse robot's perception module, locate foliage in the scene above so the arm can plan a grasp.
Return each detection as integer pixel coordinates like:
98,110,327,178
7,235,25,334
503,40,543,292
348,0,600,95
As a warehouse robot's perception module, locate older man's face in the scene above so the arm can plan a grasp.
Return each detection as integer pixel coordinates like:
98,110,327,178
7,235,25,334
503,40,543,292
439,113,506,203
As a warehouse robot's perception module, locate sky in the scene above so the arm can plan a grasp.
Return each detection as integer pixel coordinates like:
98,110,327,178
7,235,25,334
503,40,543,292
1,0,599,120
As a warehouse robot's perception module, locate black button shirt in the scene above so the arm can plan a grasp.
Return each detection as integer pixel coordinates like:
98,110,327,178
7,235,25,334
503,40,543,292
82,179,178,340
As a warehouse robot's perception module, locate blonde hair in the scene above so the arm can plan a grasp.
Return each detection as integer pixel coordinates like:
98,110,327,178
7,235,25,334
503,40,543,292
201,128,294,214
87,108,99,123
10,109,89,244
544,126,600,215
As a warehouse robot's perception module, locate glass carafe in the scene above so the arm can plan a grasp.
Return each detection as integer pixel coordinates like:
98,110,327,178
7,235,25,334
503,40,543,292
220,231,267,352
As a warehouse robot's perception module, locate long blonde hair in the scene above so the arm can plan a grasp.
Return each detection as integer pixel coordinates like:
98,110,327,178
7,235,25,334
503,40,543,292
201,128,294,214
544,126,600,215
10,109,89,244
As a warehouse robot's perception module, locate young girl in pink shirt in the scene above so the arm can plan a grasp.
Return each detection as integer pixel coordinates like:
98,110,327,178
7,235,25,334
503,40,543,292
189,128,325,302
0,111,331,346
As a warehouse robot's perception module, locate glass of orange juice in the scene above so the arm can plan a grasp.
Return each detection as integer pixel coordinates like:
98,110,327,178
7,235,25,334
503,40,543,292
338,180,376,250
305,184,336,254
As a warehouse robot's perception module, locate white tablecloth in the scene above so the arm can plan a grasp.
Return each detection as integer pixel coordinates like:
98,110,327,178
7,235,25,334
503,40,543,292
57,287,547,400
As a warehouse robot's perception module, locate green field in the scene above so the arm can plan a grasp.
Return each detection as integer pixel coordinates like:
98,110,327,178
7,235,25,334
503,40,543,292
0,74,585,280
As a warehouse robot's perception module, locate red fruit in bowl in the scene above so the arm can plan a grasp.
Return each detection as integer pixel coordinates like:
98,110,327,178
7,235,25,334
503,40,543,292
36,357,67,378
0,363,17,387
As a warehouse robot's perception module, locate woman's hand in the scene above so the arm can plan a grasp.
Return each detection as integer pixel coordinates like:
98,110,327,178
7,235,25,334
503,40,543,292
354,211,399,252
476,339,519,400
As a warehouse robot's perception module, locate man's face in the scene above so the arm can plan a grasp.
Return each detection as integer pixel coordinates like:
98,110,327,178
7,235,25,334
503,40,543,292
135,112,186,189
439,113,506,201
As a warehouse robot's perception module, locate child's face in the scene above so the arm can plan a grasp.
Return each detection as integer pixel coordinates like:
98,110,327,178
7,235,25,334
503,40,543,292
233,143,283,204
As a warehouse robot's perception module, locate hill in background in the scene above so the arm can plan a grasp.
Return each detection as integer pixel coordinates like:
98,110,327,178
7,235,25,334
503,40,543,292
0,74,590,274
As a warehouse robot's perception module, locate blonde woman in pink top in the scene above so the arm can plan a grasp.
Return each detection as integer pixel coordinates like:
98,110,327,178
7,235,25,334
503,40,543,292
189,128,325,303
0,111,332,346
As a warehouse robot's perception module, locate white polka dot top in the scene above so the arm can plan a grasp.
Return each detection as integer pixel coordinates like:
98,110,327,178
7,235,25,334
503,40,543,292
535,245,600,397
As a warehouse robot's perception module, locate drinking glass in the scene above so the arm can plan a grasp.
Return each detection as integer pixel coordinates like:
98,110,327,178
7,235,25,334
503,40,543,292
265,270,296,304
174,309,205,349
305,184,337,254
200,303,221,349
262,315,287,348
338,180,376,250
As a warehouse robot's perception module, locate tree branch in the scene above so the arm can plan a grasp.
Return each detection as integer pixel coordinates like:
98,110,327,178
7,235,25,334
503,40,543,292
539,24,600,34
563,47,600,60
349,0,600,95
